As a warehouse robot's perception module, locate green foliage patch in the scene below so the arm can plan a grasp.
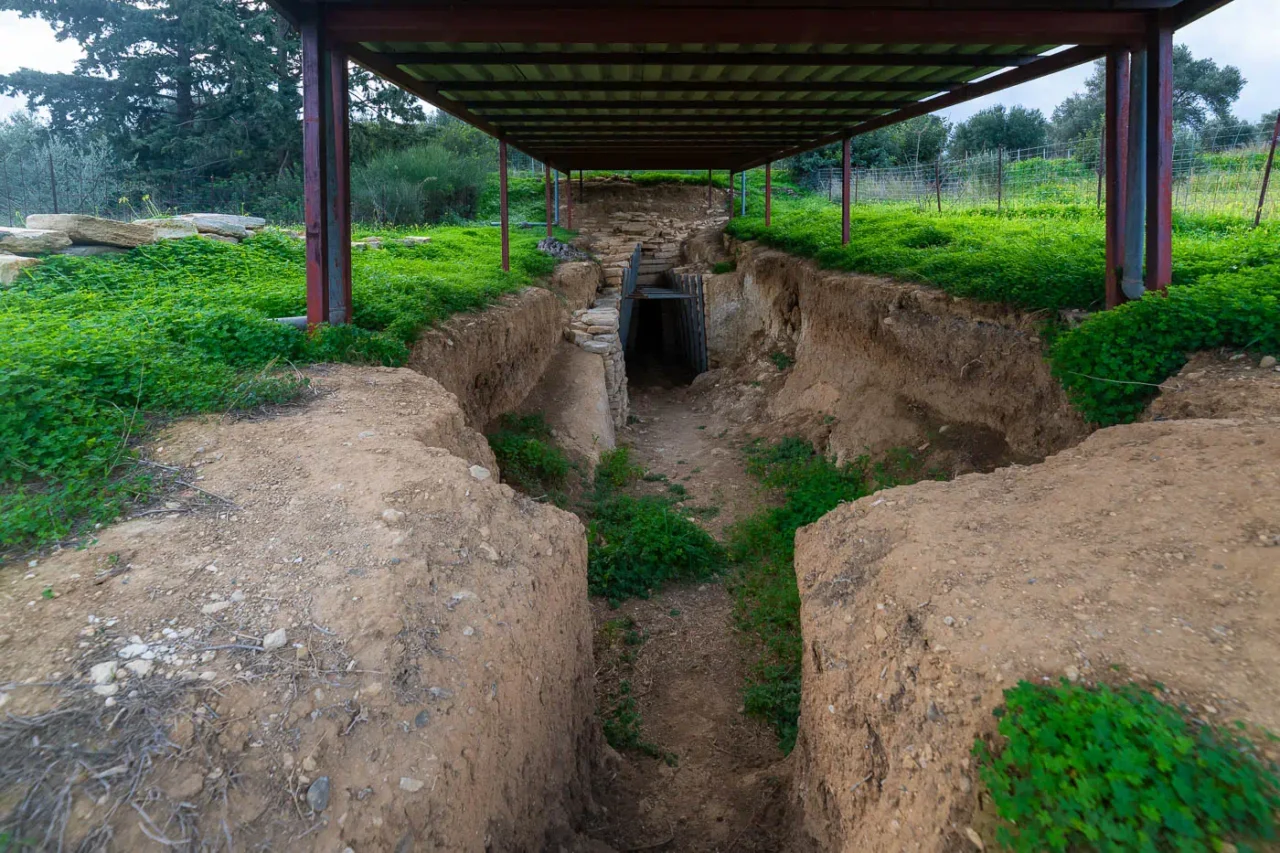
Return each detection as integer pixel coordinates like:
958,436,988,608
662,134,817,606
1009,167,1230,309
485,413,571,501
1,229,556,553
728,438,942,751
584,447,723,603
976,680,1280,852
1050,262,1280,423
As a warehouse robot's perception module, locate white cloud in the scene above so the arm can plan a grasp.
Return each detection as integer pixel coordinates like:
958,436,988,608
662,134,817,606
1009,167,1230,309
938,0,1279,125
0,11,84,116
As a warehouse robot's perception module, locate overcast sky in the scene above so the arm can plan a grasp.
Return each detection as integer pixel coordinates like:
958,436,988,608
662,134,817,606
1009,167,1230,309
2,0,1277,124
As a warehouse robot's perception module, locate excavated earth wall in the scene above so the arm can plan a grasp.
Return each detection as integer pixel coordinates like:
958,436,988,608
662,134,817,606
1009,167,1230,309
0,367,600,852
408,261,601,427
703,238,1088,461
790,411,1280,852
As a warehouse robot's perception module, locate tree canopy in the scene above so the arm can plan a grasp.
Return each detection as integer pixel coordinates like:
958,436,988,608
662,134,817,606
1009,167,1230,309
1050,46,1246,143
0,0,423,187
949,105,1049,157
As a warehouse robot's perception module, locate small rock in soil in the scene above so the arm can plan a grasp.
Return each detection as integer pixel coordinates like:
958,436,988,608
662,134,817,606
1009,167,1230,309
414,709,431,728
399,777,425,792
307,776,331,812
1261,355,1277,369
89,661,118,684
469,465,491,481
965,827,985,850
262,628,288,651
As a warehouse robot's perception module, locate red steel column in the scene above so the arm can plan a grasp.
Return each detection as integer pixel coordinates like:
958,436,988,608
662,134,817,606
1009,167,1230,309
499,140,510,272
764,161,772,226
544,162,553,237
301,13,329,328
841,138,852,245
1145,21,1173,294
327,48,352,324
1105,48,1131,309
566,169,574,229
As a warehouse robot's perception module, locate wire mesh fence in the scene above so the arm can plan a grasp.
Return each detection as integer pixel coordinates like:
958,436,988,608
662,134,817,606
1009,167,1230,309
803,122,1279,221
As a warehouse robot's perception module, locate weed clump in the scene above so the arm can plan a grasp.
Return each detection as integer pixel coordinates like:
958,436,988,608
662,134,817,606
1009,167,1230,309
976,680,1280,852
486,413,571,501
584,447,723,603
1051,262,1280,424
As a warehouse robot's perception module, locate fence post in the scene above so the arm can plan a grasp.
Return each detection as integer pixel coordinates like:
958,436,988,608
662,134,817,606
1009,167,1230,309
1256,111,1280,227
997,146,1004,212
1096,131,1105,209
47,147,59,215
935,157,942,212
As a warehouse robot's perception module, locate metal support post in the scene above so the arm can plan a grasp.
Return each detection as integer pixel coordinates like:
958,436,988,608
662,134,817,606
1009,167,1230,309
1105,48,1130,308
499,140,510,272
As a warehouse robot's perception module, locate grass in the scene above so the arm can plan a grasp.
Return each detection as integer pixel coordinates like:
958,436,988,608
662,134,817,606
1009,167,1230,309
726,196,1280,313
0,227,559,554
728,438,943,752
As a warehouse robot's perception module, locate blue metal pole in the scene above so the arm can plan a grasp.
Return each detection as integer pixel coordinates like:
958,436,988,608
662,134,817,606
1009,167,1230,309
1122,49,1148,301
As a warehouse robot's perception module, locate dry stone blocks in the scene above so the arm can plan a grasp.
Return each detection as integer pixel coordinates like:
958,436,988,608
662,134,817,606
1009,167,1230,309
25,214,157,249
0,227,71,255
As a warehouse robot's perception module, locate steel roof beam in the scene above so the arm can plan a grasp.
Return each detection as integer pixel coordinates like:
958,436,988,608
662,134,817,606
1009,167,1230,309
736,44,1107,169
431,80,964,94
494,115,872,125
465,99,908,111
326,7,1146,44
383,51,1044,68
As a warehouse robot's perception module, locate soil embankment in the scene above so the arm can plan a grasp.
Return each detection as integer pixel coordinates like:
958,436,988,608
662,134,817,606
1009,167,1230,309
791,411,1280,852
0,367,600,851
409,260,600,426
699,240,1087,464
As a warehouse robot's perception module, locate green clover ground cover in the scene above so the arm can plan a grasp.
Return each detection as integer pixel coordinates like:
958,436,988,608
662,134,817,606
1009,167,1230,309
977,680,1280,852
1,228,557,553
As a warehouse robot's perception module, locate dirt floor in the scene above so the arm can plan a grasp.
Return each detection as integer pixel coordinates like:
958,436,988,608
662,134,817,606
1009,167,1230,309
583,378,794,853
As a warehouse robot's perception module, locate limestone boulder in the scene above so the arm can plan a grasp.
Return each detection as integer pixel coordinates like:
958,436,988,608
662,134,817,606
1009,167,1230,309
24,214,157,249
0,226,71,255
0,253,41,285
133,218,200,240
175,213,263,238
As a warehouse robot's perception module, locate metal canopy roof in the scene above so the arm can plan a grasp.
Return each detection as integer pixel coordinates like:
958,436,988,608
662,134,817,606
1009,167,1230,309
271,1,1232,171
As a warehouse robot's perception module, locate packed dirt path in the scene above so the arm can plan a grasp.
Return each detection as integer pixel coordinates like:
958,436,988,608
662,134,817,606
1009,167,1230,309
585,380,793,852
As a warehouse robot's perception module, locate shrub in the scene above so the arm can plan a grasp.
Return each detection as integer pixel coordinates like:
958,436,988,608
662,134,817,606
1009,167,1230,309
976,680,1280,852
486,413,571,498
586,493,724,602
1050,262,1280,424
352,142,490,224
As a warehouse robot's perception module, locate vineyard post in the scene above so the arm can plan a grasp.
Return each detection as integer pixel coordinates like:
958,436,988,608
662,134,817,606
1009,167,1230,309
1096,131,1105,209
935,157,942,212
997,146,1004,211
47,147,58,215
1256,111,1280,227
